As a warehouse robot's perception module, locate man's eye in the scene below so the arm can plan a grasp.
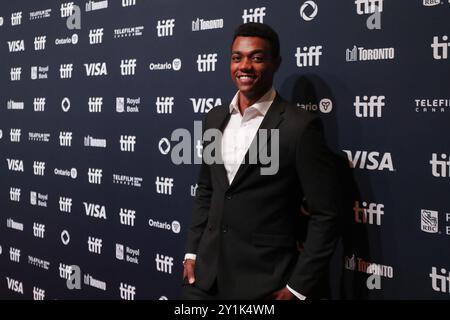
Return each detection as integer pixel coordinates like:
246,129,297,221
252,56,263,62
232,56,241,62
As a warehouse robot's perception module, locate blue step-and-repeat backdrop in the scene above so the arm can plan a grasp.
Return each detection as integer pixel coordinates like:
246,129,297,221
1,0,449,300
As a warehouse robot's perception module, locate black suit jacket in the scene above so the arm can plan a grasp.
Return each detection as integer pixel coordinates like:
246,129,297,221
186,94,340,299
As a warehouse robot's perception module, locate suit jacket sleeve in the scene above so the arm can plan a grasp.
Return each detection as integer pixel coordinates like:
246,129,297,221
185,119,213,254
288,117,341,297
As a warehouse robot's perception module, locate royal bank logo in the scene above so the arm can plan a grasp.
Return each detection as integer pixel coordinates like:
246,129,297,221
114,26,144,38
31,66,49,80
148,219,181,234
86,0,108,12
157,19,175,37
88,97,103,112
423,0,441,5
430,153,450,178
432,35,450,60
297,98,333,113
119,208,136,226
299,1,318,22
343,150,394,171
421,209,439,233
34,36,46,50
59,197,73,213
346,46,395,62
10,67,22,81
156,97,174,114
119,135,136,152
295,46,322,67
120,59,137,75
89,28,104,44
155,177,174,195
30,191,48,207
6,277,23,294
33,287,45,300
33,161,46,176
119,282,136,300
430,266,450,293
7,218,24,231
116,97,140,113
10,187,21,202
115,243,140,264
29,9,52,21
155,254,174,274
55,34,79,46
149,58,182,71
113,174,143,187
88,168,103,184
190,98,221,113
354,201,384,226
192,17,224,31
84,62,108,77
242,7,266,23
354,95,386,117
87,236,103,254
60,64,74,79
8,40,25,52
84,202,107,219
11,12,22,26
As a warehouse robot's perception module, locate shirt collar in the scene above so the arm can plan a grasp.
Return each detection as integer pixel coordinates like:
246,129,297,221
229,87,276,116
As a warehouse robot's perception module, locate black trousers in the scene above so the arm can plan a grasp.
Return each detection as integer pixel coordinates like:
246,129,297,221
182,280,220,300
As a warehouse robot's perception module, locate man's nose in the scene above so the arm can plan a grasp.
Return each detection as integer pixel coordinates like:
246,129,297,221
239,58,252,70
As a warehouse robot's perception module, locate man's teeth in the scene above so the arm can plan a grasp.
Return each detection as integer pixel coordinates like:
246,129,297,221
238,75,254,79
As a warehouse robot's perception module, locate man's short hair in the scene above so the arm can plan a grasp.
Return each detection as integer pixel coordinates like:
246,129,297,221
232,22,280,59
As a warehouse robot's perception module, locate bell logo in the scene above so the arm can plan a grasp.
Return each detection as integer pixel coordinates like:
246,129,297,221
343,150,394,171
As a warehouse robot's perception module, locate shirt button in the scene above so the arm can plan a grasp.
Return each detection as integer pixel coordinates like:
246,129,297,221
226,195,232,200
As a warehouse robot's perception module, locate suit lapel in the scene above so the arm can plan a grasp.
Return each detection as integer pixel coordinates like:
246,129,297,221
228,94,286,190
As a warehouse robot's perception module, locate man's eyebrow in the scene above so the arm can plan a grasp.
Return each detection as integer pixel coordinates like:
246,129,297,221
231,49,267,55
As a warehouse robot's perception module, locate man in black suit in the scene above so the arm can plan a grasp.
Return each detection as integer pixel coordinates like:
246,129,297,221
183,22,340,300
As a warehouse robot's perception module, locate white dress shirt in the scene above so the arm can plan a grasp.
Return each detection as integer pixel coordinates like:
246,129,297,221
185,88,306,300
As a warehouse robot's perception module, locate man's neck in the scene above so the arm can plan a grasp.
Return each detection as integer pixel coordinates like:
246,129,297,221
238,88,272,114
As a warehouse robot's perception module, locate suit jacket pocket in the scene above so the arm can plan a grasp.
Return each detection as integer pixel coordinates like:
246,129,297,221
251,233,296,248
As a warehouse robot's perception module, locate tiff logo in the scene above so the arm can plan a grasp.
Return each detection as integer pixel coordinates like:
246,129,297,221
197,53,218,72
155,254,174,274
33,287,45,300
354,201,384,226
88,97,103,112
10,67,22,81
432,36,450,60
120,59,137,75
156,97,174,114
120,282,136,300
59,263,72,279
59,131,73,146
120,135,136,152
59,197,73,213
33,161,45,176
33,223,45,238
156,19,175,37
34,36,46,50
87,236,103,254
11,12,22,26
89,28,104,44
61,2,74,17
430,153,450,178
10,129,21,142
88,168,103,184
354,96,385,117
355,0,383,14
295,46,322,67
122,0,136,6
10,247,21,262
60,64,74,78
10,187,21,202
430,267,450,293
155,177,174,195
242,7,266,23
34,97,46,111
120,208,136,226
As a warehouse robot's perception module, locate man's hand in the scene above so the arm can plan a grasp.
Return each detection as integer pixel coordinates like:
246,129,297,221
268,287,298,300
183,259,196,284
